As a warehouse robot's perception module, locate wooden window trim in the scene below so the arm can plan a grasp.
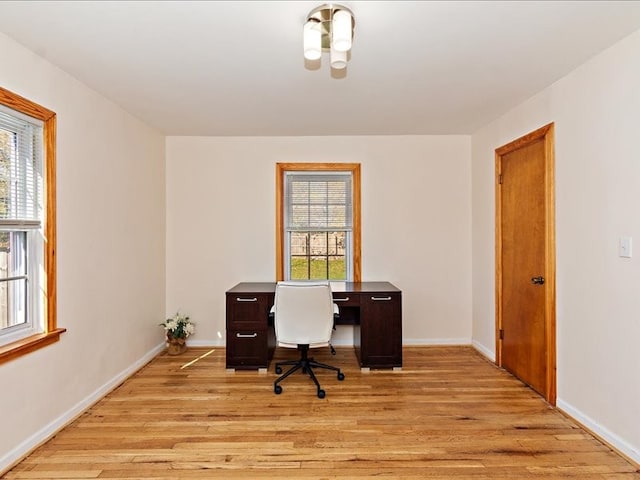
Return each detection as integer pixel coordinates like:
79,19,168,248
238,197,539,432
0,86,64,365
276,162,361,282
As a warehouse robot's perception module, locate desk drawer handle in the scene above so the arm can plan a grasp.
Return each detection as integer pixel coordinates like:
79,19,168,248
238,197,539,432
236,333,258,338
334,297,350,302
371,296,392,301
236,297,258,302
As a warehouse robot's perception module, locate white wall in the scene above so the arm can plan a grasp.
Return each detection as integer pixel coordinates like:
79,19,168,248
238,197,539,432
471,30,640,462
0,33,166,472
166,135,472,347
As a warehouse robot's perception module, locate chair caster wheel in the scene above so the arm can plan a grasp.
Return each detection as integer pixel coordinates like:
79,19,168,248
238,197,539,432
337,372,345,381
317,389,326,399
274,385,283,395
275,366,282,374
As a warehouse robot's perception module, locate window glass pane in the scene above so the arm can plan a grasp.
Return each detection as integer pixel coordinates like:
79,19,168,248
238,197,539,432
328,256,346,280
309,257,328,280
290,232,308,257
290,232,309,280
0,128,12,220
288,231,346,281
328,232,345,256
0,231,28,331
285,173,352,231
328,205,347,227
0,231,27,278
327,230,346,279
0,279,27,330
309,232,327,256
0,116,43,223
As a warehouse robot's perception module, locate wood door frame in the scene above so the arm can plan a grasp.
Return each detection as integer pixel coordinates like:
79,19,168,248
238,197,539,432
495,123,556,405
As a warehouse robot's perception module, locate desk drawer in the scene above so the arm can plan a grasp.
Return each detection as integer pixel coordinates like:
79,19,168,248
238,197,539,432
226,329,269,369
226,293,272,330
332,293,360,307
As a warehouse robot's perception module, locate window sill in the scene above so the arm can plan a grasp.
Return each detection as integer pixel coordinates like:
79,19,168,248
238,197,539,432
0,328,67,366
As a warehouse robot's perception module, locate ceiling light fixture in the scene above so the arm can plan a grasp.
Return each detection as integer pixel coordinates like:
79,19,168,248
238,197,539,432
303,3,355,70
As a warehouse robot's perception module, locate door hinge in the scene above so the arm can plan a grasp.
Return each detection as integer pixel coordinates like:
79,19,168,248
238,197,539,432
498,174,503,185
499,328,504,340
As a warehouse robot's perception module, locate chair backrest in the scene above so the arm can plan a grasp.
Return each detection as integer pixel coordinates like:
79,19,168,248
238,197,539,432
274,281,335,347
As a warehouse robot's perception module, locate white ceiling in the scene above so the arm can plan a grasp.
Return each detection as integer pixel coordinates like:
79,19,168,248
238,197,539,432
1,1,640,136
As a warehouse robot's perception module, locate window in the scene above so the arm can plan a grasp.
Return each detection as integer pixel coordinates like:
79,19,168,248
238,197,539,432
0,86,62,364
276,163,360,282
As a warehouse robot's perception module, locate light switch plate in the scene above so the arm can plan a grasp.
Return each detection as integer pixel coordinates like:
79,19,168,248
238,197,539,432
619,236,632,258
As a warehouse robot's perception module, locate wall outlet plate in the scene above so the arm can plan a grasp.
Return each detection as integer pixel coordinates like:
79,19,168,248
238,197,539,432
619,236,632,258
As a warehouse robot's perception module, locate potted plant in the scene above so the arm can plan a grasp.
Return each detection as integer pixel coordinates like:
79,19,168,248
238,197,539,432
160,312,195,355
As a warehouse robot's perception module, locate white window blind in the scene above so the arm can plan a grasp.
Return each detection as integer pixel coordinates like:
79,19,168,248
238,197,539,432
0,106,43,228
285,173,352,232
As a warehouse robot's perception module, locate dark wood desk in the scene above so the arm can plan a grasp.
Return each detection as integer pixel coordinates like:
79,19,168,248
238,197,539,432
225,282,402,370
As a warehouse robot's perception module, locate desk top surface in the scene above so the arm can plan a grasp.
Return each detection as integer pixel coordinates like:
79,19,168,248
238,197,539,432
227,281,401,294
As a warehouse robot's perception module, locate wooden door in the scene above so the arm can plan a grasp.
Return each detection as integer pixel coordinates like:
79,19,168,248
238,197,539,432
495,123,556,404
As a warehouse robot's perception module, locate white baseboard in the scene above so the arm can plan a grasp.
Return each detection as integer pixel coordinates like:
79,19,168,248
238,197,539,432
557,399,640,465
403,337,471,346
0,342,165,475
186,338,224,347
471,340,495,361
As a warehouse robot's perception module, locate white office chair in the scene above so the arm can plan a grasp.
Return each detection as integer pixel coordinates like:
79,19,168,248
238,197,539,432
272,281,345,398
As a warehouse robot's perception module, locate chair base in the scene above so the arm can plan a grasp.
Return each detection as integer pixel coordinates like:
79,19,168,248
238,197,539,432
274,345,345,398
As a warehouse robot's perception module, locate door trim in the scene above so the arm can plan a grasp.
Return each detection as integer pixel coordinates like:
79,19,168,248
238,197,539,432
495,122,556,405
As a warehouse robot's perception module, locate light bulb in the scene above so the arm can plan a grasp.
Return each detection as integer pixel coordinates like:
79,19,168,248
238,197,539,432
332,9,352,52
303,20,322,60
330,44,347,69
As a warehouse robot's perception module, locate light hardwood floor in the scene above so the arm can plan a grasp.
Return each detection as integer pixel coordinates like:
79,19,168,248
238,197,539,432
4,346,639,479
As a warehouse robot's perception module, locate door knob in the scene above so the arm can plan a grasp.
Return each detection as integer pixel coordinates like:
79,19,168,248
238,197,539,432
531,276,545,285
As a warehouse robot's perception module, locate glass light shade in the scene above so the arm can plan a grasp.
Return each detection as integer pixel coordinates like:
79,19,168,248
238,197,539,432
330,44,347,69
332,9,352,52
303,20,322,60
